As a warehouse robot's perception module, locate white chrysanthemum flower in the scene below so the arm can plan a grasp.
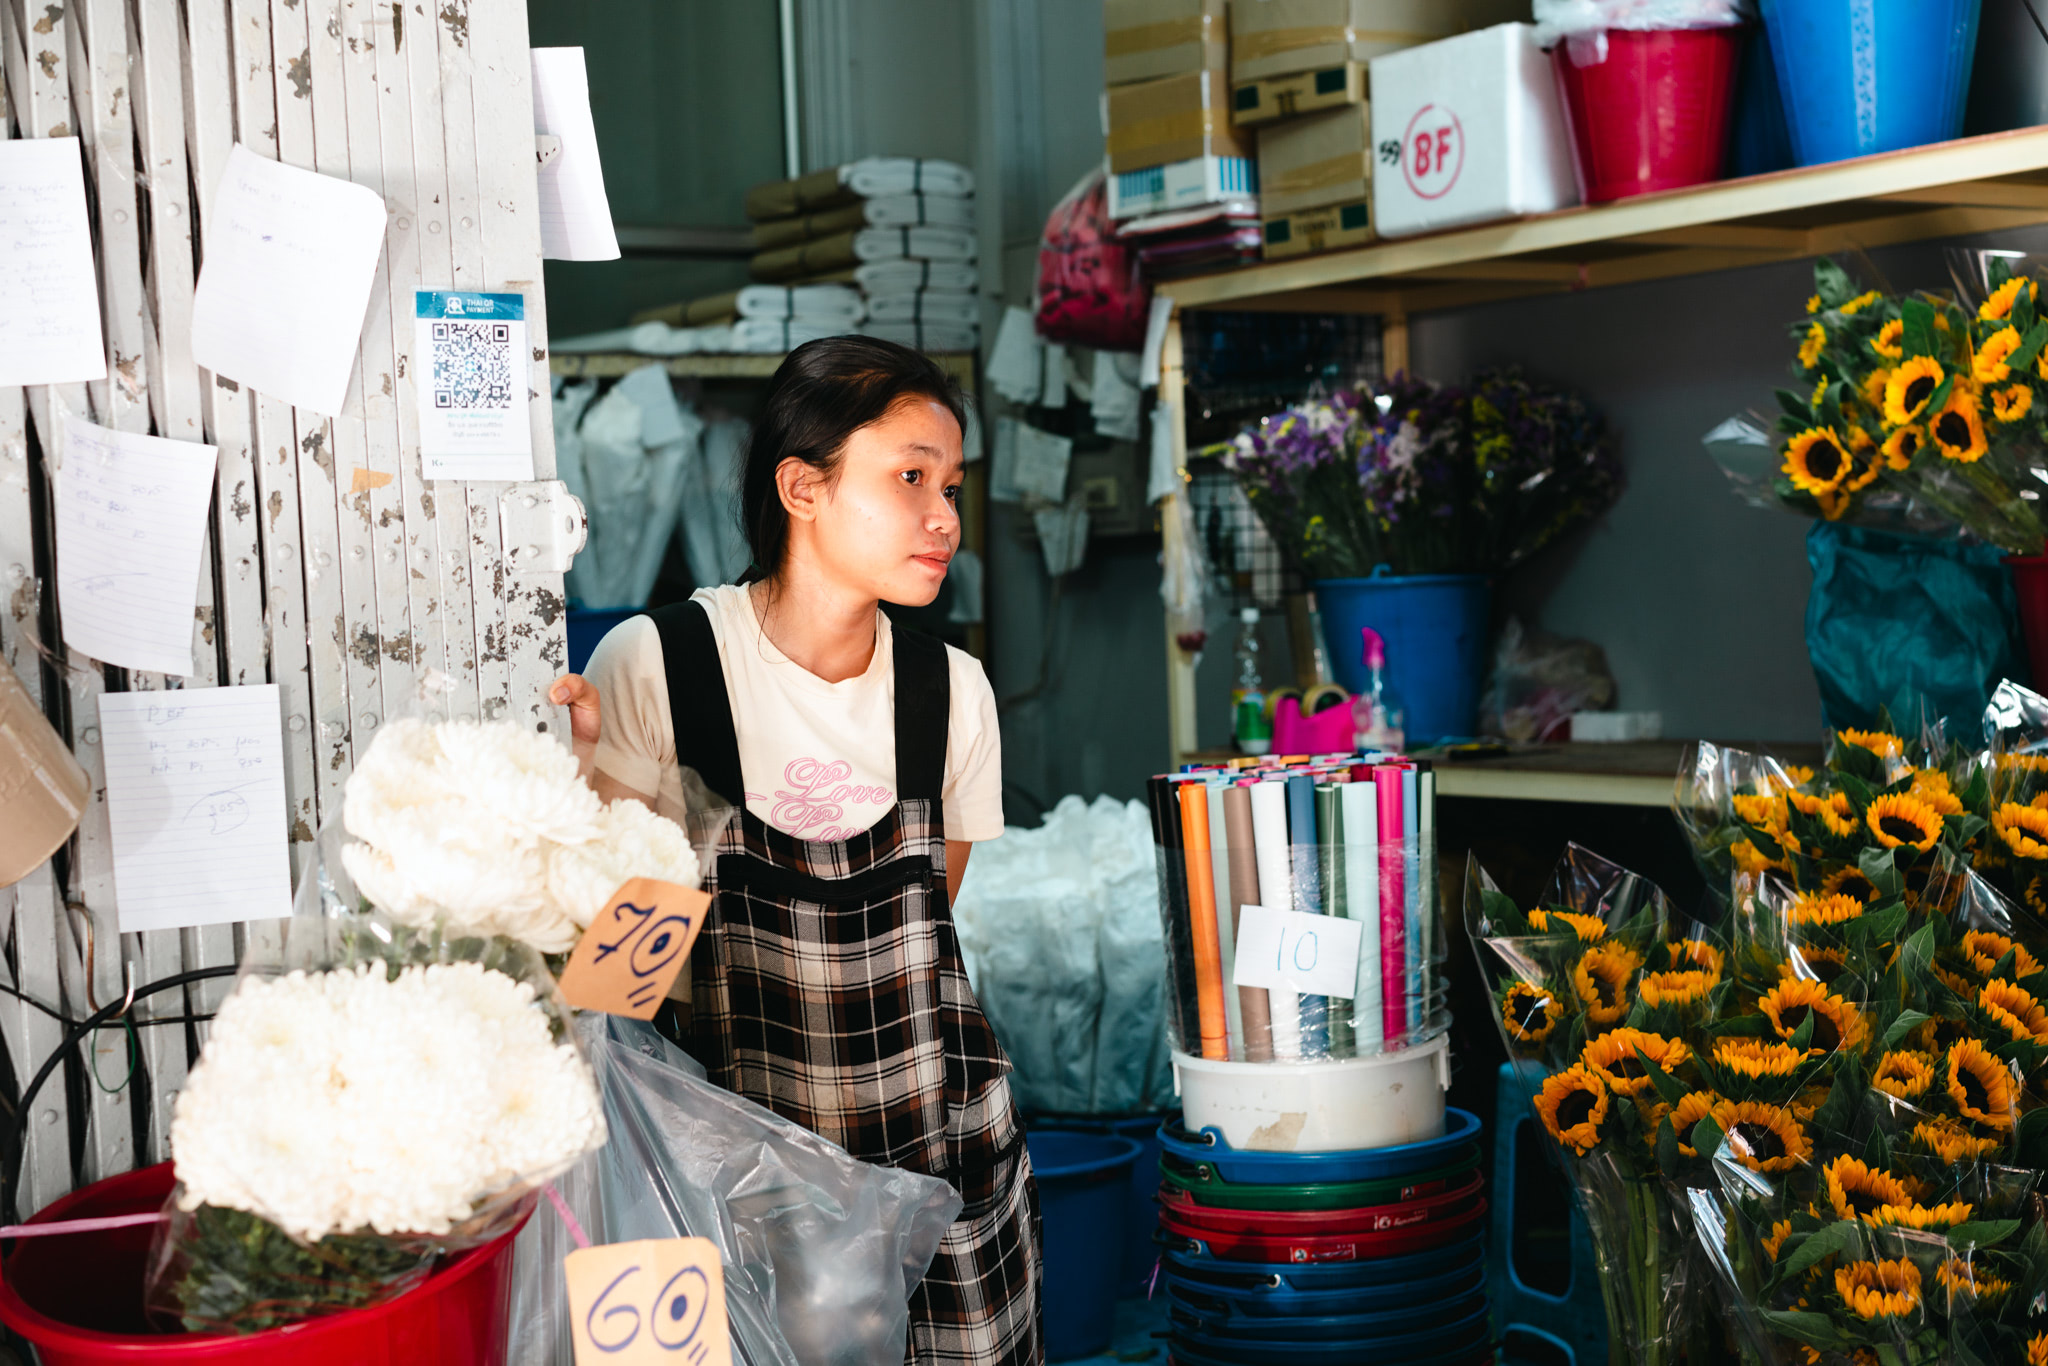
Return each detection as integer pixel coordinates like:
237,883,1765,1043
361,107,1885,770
341,719,458,852
430,720,604,845
543,799,703,930
170,963,604,1242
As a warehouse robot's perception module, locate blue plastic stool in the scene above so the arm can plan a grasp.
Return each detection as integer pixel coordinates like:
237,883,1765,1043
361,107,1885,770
1489,1063,1608,1366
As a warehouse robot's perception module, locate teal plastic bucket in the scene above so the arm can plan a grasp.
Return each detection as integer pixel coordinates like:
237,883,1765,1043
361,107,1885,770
1760,0,1982,166
1027,1130,1144,1361
1313,574,1491,745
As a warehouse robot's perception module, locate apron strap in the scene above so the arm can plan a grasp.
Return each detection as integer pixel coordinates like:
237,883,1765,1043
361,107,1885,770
891,619,949,805
646,600,746,808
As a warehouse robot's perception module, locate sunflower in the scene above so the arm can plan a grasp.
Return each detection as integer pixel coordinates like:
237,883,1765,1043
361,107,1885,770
1715,1037,1808,1080
1911,1117,2003,1164
1872,1050,1936,1099
1787,893,1863,932
2028,1331,2048,1366
1783,427,1851,493
1884,356,1945,425
1910,769,1965,816
1534,1064,1610,1155
1948,1038,2017,1130
1866,793,1943,851
1930,387,1990,462
1979,979,2048,1045
1962,929,2045,978
1582,1027,1688,1096
1502,982,1562,1046
1799,323,1828,370
1640,969,1714,1009
1993,802,2048,861
1665,939,1724,978
1994,383,2035,423
1836,1258,1922,1320
1998,751,2048,774
1840,290,1882,316
1733,792,1790,833
1881,424,1924,470
1731,840,1783,879
1713,1099,1811,1173
1824,1154,1915,1223
1787,945,1852,987
1758,977,1870,1053
1838,727,1904,758
1869,319,1904,360
1806,294,1822,315
1669,1091,1721,1156
1976,325,2023,384
1788,788,1859,839
1878,1201,1973,1233
1822,866,1880,904
1982,275,2030,321
1810,377,1829,407
1573,944,1640,1026
1935,1257,2011,1306
1525,907,1607,941
1762,1217,1794,1262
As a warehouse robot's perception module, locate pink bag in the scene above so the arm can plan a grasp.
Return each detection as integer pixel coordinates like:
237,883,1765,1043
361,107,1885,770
1034,170,1148,351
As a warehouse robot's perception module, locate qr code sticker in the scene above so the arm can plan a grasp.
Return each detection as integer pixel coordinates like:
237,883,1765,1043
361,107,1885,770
431,320,515,410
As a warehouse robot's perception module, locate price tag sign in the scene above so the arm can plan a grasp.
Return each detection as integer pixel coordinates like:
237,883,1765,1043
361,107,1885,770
565,1237,731,1366
1233,904,1364,999
556,878,710,1019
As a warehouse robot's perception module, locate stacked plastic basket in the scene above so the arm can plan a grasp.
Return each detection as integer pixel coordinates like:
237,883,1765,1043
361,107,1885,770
1153,1108,1491,1366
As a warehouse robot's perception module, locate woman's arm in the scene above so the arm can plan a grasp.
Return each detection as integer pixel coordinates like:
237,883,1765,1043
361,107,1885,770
551,673,657,809
947,840,971,904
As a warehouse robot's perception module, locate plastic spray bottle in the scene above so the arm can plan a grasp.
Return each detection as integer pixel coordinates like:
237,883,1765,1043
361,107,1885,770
1233,607,1273,755
1355,627,1406,753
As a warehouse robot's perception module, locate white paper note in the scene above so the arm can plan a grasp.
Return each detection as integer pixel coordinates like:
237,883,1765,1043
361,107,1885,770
0,138,108,387
191,144,388,416
1011,423,1073,503
99,686,292,933
531,48,620,261
416,290,535,480
1234,903,1365,1001
56,415,219,676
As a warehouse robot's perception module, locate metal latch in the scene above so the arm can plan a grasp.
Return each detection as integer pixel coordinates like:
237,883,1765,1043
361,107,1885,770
499,480,587,576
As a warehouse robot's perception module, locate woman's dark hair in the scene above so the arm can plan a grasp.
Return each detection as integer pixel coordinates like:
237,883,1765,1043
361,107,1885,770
739,336,969,578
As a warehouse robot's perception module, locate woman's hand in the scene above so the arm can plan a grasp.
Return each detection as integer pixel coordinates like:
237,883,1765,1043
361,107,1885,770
550,674,601,749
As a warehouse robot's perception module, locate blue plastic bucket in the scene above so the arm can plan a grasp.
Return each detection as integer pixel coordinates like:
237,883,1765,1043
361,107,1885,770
1026,1130,1144,1361
1760,0,1982,166
1727,23,1796,177
1160,1108,1484,1185
1312,574,1490,745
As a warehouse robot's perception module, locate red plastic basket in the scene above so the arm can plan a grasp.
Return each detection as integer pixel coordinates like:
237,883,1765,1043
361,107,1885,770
1551,27,1744,204
1160,1197,1488,1264
1157,1170,1484,1237
0,1163,531,1365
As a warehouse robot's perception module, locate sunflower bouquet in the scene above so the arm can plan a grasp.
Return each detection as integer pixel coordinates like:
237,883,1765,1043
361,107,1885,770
1765,256,2048,554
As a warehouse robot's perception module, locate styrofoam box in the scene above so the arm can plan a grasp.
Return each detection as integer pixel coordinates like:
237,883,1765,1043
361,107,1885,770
1107,154,1259,220
1368,23,1578,239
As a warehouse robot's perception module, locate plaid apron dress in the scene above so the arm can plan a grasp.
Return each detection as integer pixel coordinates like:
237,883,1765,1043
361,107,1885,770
649,601,1043,1366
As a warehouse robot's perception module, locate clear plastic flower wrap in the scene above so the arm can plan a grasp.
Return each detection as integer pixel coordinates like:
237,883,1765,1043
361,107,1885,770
142,819,607,1333
1149,767,1448,1065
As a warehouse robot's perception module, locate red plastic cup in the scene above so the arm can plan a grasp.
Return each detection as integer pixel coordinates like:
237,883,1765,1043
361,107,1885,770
1551,26,1745,204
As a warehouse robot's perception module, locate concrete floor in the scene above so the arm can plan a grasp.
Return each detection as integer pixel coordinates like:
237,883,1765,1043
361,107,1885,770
1054,1293,1173,1366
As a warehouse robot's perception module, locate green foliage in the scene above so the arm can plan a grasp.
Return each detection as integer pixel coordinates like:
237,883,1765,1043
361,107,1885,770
169,1205,433,1335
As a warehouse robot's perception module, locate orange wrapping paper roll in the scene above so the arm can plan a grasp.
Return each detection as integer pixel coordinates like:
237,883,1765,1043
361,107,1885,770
1178,781,1230,1060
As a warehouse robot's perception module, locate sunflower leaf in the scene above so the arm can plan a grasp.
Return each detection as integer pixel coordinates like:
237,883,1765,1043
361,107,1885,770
1901,298,1937,359
1717,1014,1768,1036
2011,320,2048,375
1639,1050,1691,1107
1898,922,1937,985
2020,1105,2048,1167
1656,1116,1680,1179
1858,845,1906,898
1883,1009,1931,1049
1925,373,1956,420
1689,1114,1724,1163
1780,1220,1862,1281
1789,1008,1816,1052
1861,902,1909,947
1946,1219,2021,1250
1776,388,1815,425
1816,259,1859,310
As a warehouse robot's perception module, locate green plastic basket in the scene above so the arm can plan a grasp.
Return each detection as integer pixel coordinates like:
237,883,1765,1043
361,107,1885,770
1158,1144,1482,1212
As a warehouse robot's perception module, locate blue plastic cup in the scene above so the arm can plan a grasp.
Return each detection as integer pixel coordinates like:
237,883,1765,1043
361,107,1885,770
1760,0,1983,166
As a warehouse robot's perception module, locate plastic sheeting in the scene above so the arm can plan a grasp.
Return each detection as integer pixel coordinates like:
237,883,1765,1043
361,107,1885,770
508,1014,962,1366
953,796,1176,1116
556,366,700,610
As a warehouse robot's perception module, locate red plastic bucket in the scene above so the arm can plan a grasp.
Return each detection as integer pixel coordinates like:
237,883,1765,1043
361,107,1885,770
0,1163,531,1365
2007,552,2048,690
1156,1170,1485,1237
1160,1197,1487,1264
1551,27,1745,203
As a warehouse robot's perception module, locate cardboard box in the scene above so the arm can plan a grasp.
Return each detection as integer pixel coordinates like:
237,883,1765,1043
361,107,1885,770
1261,198,1373,259
1105,70,1254,175
1230,0,1527,83
1369,24,1576,239
1257,103,1371,216
1105,0,1229,86
1106,154,1260,219
1232,62,1364,127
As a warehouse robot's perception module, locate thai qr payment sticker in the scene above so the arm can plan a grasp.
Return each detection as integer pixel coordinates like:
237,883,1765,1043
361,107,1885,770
416,290,534,480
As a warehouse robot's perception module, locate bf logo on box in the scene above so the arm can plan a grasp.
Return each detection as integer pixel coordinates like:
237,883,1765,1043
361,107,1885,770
1391,103,1464,201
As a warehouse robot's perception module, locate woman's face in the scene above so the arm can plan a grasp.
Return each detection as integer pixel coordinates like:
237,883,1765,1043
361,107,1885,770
793,397,964,607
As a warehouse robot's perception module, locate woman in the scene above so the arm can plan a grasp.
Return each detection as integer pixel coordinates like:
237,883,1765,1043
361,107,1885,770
551,337,1040,1366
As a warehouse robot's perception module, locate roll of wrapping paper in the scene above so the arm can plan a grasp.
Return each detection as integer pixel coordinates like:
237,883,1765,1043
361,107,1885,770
1148,776,1202,1055
1418,764,1437,1028
1177,782,1230,1060
1339,778,1384,1054
1402,763,1421,1037
1374,766,1407,1042
1315,783,1353,1057
1205,776,1243,1058
1248,779,1303,1060
1221,785,1274,1062
1284,774,1329,1057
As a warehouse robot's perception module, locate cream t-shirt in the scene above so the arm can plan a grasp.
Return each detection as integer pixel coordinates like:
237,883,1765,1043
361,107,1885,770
585,584,1004,843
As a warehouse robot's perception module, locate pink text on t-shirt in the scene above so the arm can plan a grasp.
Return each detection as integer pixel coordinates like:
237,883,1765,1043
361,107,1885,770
769,757,895,840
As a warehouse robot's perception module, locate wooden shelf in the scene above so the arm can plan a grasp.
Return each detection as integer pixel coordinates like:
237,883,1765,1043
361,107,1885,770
1429,741,1825,808
550,350,976,379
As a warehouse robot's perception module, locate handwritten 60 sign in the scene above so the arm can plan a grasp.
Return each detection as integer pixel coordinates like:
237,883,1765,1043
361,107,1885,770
565,1237,732,1366
557,877,712,1020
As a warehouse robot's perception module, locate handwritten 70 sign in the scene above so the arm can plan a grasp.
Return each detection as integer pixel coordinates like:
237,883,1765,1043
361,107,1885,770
565,1237,732,1366
556,878,711,1019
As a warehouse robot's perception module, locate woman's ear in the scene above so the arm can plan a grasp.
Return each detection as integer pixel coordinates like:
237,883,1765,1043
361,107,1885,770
775,456,821,525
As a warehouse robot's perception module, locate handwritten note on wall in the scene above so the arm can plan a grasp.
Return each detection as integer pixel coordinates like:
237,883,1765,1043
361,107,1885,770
56,414,218,676
0,137,108,387
531,49,620,261
191,143,388,416
99,685,292,934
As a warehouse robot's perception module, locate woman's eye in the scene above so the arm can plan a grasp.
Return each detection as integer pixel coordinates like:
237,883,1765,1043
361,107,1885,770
943,484,962,504
900,470,922,485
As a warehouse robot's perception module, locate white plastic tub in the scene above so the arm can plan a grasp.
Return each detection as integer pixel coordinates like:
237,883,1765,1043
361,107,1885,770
1172,1033,1451,1152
